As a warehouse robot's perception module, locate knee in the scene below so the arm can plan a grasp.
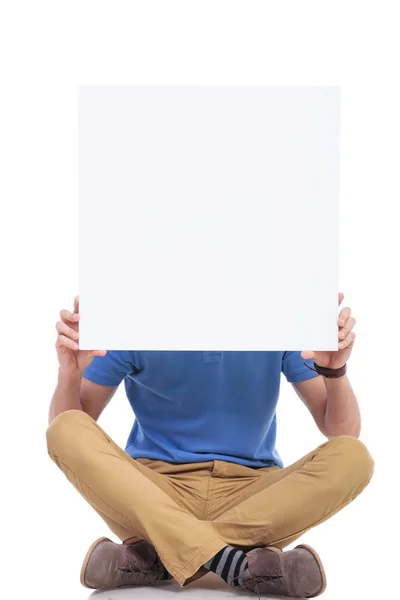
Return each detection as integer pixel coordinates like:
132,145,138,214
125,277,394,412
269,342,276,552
329,435,374,489
46,409,92,460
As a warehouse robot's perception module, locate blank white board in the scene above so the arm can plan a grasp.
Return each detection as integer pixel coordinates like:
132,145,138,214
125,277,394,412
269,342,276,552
79,85,339,351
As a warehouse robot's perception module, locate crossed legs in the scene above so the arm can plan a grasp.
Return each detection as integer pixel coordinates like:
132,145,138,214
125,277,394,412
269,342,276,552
46,410,374,587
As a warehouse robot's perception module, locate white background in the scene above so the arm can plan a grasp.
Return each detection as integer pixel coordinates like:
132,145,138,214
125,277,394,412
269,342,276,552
1,1,399,599
79,85,339,351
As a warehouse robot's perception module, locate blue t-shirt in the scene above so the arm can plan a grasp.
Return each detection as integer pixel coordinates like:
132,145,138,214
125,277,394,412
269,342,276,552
83,351,318,468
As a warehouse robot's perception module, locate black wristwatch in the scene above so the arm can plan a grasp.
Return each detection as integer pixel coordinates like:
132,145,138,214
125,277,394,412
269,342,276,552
304,361,347,379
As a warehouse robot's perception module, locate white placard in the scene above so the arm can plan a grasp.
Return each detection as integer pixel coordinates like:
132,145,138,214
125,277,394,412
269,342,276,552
79,86,339,351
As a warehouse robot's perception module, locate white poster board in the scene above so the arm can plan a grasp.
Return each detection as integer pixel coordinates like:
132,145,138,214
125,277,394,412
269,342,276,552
79,85,339,351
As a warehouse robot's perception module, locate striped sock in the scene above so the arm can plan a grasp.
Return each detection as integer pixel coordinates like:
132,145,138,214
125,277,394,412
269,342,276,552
204,546,248,587
160,567,173,580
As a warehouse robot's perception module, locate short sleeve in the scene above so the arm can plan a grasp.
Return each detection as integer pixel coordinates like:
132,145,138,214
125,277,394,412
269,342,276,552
281,351,320,383
83,350,139,387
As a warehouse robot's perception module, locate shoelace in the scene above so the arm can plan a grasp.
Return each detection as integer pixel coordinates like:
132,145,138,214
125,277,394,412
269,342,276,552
119,559,160,582
231,574,261,600
119,564,146,579
231,572,283,599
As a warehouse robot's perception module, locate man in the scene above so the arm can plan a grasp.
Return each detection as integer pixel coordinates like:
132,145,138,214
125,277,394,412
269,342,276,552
46,293,373,598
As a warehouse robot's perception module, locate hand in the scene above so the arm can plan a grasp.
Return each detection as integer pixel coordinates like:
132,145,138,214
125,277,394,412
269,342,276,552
301,292,356,370
55,295,106,377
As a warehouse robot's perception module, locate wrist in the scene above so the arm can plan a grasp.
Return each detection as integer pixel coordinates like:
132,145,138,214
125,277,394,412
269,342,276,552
303,361,347,379
313,362,347,379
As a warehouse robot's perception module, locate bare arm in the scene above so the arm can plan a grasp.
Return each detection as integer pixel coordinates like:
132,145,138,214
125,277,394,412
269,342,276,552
48,371,118,424
293,374,361,438
296,293,361,438
48,370,82,424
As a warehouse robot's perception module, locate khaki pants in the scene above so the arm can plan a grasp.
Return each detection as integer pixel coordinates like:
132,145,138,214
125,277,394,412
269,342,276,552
46,410,374,587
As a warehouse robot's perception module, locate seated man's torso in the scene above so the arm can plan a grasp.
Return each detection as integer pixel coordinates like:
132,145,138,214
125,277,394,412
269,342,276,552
84,350,317,468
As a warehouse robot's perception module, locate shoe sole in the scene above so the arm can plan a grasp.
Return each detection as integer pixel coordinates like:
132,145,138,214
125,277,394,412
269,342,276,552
80,536,112,589
295,544,327,597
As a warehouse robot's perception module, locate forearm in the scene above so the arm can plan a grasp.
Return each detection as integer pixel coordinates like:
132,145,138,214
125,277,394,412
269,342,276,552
48,369,83,425
323,374,361,438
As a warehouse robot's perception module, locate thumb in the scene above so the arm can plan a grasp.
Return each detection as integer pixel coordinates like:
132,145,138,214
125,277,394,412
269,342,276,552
301,350,315,360
82,350,107,361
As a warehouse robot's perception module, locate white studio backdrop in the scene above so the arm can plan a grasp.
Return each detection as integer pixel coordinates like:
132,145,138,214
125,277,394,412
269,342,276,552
1,2,399,600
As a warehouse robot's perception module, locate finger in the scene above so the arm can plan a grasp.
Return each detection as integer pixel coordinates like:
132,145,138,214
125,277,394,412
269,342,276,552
301,350,315,360
56,334,79,351
338,330,356,350
83,349,107,359
74,295,79,314
56,320,79,340
60,309,80,323
338,306,351,326
338,292,345,306
338,316,356,340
